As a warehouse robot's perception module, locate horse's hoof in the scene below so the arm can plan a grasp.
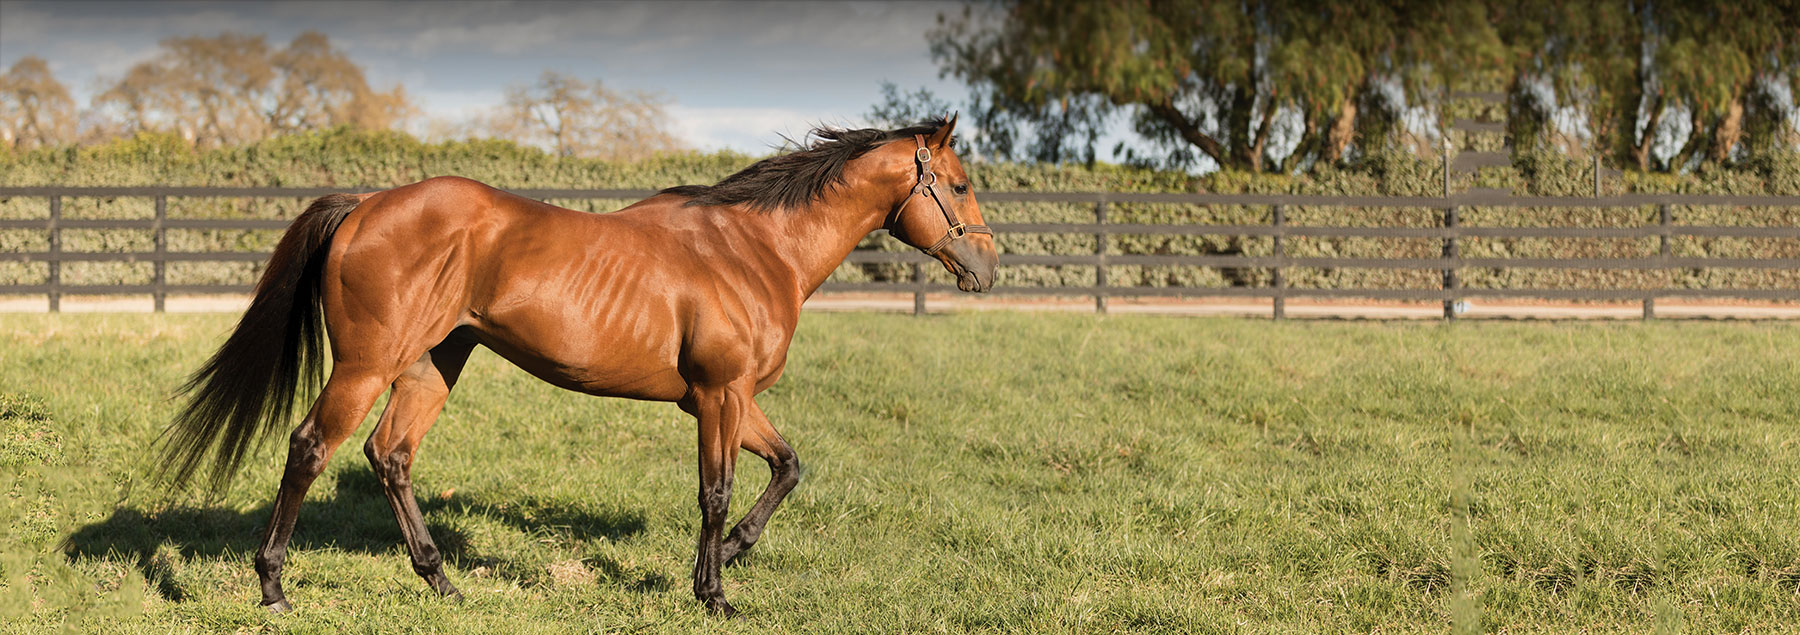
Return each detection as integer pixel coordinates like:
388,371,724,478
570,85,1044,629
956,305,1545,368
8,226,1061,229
262,598,293,614
705,597,738,618
426,573,463,601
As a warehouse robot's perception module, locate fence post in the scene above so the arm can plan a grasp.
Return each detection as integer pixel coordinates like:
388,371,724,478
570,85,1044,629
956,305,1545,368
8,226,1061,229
154,195,167,312
47,195,61,313
1094,199,1108,314
1443,206,1458,320
1272,204,1285,320
1593,155,1602,198
1647,204,1671,320
912,262,926,316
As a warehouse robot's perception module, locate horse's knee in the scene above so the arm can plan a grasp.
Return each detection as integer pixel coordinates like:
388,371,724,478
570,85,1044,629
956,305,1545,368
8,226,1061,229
698,484,732,523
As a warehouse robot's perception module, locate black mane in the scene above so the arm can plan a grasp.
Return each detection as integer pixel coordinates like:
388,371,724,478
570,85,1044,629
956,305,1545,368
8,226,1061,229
661,117,948,212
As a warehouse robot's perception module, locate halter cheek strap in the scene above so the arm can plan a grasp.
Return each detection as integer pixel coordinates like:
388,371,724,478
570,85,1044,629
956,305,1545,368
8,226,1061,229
896,134,990,257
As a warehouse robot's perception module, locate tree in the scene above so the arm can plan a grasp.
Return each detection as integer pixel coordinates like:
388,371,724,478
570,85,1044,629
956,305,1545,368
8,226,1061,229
93,31,414,146
0,56,78,149
929,0,1501,172
489,71,684,160
866,81,952,130
1483,0,1796,171
267,31,414,133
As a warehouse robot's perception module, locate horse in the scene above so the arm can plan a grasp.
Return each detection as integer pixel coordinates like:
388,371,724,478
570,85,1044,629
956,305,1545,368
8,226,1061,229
157,116,995,616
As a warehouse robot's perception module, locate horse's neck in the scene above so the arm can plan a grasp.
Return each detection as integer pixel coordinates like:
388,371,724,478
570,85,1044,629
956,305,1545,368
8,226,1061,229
733,197,888,302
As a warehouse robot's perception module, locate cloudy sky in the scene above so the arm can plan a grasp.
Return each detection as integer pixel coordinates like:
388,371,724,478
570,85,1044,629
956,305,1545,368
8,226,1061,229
0,0,974,153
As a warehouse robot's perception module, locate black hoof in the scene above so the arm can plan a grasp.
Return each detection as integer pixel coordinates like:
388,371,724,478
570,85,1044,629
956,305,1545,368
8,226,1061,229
262,598,293,614
427,576,463,601
704,596,738,618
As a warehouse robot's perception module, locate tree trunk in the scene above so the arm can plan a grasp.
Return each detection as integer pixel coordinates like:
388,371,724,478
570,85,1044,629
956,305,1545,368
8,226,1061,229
1246,102,1278,173
1282,111,1319,174
1669,106,1709,171
1226,85,1257,170
1708,97,1745,163
1632,94,1663,171
1323,96,1357,164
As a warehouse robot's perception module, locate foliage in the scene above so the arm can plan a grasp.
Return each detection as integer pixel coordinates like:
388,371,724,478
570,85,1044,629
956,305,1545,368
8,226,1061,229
1496,0,1800,171
925,0,1798,174
2,314,1798,631
929,0,1501,172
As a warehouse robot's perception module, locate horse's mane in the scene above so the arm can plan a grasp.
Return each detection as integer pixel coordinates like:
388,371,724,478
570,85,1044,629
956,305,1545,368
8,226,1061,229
661,117,949,212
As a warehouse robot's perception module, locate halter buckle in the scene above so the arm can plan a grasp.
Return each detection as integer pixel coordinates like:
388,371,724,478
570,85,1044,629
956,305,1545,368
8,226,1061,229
916,146,932,163
946,223,967,238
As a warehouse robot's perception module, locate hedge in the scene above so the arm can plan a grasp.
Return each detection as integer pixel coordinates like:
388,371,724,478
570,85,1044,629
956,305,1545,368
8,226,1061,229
3,129,1798,294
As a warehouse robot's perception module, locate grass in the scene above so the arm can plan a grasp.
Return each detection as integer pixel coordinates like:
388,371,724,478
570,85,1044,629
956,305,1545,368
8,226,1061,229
1,312,1797,633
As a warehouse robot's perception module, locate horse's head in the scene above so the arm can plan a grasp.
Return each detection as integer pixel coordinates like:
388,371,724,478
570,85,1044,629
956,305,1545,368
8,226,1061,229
885,115,997,293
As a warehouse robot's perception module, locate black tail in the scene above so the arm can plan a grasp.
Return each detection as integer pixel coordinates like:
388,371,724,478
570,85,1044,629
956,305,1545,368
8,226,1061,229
158,193,362,492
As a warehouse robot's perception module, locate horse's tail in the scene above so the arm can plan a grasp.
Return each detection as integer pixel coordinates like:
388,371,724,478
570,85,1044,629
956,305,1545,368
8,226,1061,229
158,193,362,492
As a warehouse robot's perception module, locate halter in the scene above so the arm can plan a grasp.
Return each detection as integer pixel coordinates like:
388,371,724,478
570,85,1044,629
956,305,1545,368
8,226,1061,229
889,134,991,257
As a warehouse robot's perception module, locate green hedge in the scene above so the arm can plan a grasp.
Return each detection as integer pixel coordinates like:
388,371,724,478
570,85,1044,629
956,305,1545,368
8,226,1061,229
3,129,1798,294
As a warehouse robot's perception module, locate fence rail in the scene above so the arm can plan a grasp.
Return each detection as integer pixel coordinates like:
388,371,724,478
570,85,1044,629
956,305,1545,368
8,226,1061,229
4,185,1800,318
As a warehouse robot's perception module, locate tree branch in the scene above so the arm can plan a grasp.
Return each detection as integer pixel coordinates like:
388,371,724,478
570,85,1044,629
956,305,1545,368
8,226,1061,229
1145,100,1228,166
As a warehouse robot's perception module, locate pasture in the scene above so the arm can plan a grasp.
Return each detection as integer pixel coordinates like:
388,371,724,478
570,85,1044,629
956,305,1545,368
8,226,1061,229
3,312,1797,633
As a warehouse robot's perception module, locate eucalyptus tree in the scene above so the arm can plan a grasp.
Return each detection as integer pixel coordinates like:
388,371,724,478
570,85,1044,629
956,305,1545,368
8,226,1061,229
928,0,1502,172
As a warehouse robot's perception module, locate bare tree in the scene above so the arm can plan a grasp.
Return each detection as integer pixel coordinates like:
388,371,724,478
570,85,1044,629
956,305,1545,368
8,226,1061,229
491,71,685,160
0,56,78,149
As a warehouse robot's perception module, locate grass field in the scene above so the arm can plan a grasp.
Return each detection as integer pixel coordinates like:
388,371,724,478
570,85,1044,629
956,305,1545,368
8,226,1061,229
2,312,1798,633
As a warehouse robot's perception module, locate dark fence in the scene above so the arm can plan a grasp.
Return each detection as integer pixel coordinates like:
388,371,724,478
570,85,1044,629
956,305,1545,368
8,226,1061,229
4,185,1800,318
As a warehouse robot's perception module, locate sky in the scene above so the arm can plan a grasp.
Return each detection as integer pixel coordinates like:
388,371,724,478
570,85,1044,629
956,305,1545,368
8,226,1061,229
0,0,975,153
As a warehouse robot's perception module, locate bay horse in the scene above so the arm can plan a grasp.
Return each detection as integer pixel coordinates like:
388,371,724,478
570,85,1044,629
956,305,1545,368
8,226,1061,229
158,116,995,615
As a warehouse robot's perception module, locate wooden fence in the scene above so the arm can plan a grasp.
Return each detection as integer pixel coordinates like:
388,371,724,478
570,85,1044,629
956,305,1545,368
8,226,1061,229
4,185,1800,318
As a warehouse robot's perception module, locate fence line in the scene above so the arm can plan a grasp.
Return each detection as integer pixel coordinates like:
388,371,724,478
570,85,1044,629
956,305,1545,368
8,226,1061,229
4,186,1800,318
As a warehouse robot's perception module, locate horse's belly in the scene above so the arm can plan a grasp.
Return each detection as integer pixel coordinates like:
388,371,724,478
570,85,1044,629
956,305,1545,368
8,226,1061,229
472,326,689,401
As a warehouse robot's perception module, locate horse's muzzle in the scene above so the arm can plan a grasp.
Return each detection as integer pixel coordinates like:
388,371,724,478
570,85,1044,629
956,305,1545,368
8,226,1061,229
942,238,998,293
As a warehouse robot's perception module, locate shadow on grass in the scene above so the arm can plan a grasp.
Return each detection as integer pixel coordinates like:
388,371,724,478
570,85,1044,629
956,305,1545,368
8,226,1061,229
62,466,654,602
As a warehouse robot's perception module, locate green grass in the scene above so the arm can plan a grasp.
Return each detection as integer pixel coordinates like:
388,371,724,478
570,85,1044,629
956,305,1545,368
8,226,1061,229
2,313,1798,633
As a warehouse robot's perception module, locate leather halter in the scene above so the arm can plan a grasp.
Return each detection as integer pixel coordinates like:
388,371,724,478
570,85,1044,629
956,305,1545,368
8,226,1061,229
889,134,991,257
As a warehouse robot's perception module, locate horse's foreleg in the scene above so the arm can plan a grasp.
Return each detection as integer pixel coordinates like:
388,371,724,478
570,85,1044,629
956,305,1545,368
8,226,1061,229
254,371,388,612
684,384,748,616
720,402,800,565
364,341,474,601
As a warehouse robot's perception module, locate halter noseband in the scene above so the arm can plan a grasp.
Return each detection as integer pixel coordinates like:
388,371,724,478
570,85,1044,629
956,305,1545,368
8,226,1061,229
889,134,990,257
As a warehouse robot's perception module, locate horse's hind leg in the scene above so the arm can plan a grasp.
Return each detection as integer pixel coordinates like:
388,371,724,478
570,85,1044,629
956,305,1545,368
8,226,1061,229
254,369,390,612
719,404,800,565
365,340,475,600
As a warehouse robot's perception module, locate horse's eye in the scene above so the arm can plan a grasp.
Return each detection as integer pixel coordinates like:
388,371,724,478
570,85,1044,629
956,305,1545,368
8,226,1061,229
952,183,969,195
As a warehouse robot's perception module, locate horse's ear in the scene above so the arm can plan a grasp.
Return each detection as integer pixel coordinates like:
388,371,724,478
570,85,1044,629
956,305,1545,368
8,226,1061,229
926,113,958,150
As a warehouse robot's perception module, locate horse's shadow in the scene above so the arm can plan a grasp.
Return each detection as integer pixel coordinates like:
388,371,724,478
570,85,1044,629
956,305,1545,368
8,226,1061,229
62,466,660,602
